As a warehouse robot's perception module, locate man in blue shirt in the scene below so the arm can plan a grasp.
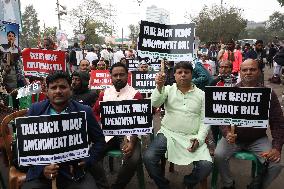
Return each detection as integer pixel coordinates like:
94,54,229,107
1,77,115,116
21,71,105,189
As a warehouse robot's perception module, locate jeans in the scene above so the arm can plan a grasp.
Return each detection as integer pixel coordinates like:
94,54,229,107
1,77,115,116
143,133,212,189
214,136,283,188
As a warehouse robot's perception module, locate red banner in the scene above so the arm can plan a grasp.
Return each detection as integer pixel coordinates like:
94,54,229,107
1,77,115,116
90,70,132,89
22,48,66,77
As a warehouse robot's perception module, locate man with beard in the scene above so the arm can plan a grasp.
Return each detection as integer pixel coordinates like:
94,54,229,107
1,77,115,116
21,71,105,189
210,60,237,87
214,59,284,189
93,62,143,189
245,40,266,66
71,71,97,107
220,39,243,76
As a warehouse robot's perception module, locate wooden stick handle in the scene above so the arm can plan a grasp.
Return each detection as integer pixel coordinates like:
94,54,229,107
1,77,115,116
52,178,57,189
7,53,11,66
160,59,165,73
230,124,235,135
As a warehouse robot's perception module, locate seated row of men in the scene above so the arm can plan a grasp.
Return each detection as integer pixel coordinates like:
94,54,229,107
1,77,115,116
16,59,284,189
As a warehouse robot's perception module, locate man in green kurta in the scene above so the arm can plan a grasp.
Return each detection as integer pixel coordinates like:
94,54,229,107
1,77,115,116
144,61,212,189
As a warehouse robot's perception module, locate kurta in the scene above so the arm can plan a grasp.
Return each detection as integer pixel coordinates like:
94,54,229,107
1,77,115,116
151,83,212,165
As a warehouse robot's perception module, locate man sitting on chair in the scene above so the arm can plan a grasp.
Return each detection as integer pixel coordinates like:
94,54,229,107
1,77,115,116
214,59,284,189
143,61,212,189
21,71,105,189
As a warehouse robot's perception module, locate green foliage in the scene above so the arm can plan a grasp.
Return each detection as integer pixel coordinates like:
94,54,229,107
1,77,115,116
20,5,40,48
69,0,116,45
128,24,139,46
266,11,284,39
43,26,57,39
277,0,284,6
192,5,247,42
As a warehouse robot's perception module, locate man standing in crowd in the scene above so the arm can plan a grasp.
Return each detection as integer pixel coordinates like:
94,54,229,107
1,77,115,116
214,59,284,189
69,42,82,72
144,62,212,189
245,40,266,70
71,71,97,107
93,62,143,189
85,47,98,64
79,59,91,73
21,71,105,189
267,44,277,69
219,39,242,76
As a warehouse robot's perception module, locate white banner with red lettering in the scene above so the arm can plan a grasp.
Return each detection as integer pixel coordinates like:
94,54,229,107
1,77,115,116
22,48,66,77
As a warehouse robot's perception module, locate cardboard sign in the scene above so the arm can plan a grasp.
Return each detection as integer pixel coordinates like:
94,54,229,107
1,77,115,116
16,81,41,99
22,48,66,77
204,87,271,128
137,21,195,61
90,70,132,89
131,71,158,93
16,112,89,166
90,70,112,89
100,99,152,135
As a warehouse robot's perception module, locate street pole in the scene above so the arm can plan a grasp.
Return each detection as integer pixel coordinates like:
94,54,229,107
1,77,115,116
56,0,61,30
122,27,124,48
217,0,223,42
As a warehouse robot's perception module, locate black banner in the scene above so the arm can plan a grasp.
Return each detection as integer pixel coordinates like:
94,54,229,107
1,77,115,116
100,99,152,135
204,87,271,128
126,58,139,71
131,71,158,93
16,112,89,166
137,21,195,61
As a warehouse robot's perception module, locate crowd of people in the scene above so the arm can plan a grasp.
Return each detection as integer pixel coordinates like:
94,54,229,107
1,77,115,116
1,34,284,189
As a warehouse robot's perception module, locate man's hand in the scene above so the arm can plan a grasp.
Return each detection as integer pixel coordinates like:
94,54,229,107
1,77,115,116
187,139,199,152
155,72,166,93
122,140,135,158
43,164,59,180
260,149,281,162
226,132,237,144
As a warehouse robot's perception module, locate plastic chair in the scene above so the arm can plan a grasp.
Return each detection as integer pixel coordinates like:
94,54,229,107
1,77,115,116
1,109,28,189
211,150,262,189
107,149,145,189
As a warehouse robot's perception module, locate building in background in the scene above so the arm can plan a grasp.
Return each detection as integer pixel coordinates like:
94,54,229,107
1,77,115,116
146,5,170,24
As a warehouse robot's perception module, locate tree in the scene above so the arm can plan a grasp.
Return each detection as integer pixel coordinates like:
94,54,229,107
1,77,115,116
69,0,116,45
43,26,57,39
20,5,40,48
128,24,139,46
277,0,284,6
192,5,247,42
266,11,284,39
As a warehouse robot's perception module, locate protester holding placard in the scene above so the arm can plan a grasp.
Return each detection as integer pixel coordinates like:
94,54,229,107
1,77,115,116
214,59,284,189
21,71,105,189
93,62,143,189
144,62,212,189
